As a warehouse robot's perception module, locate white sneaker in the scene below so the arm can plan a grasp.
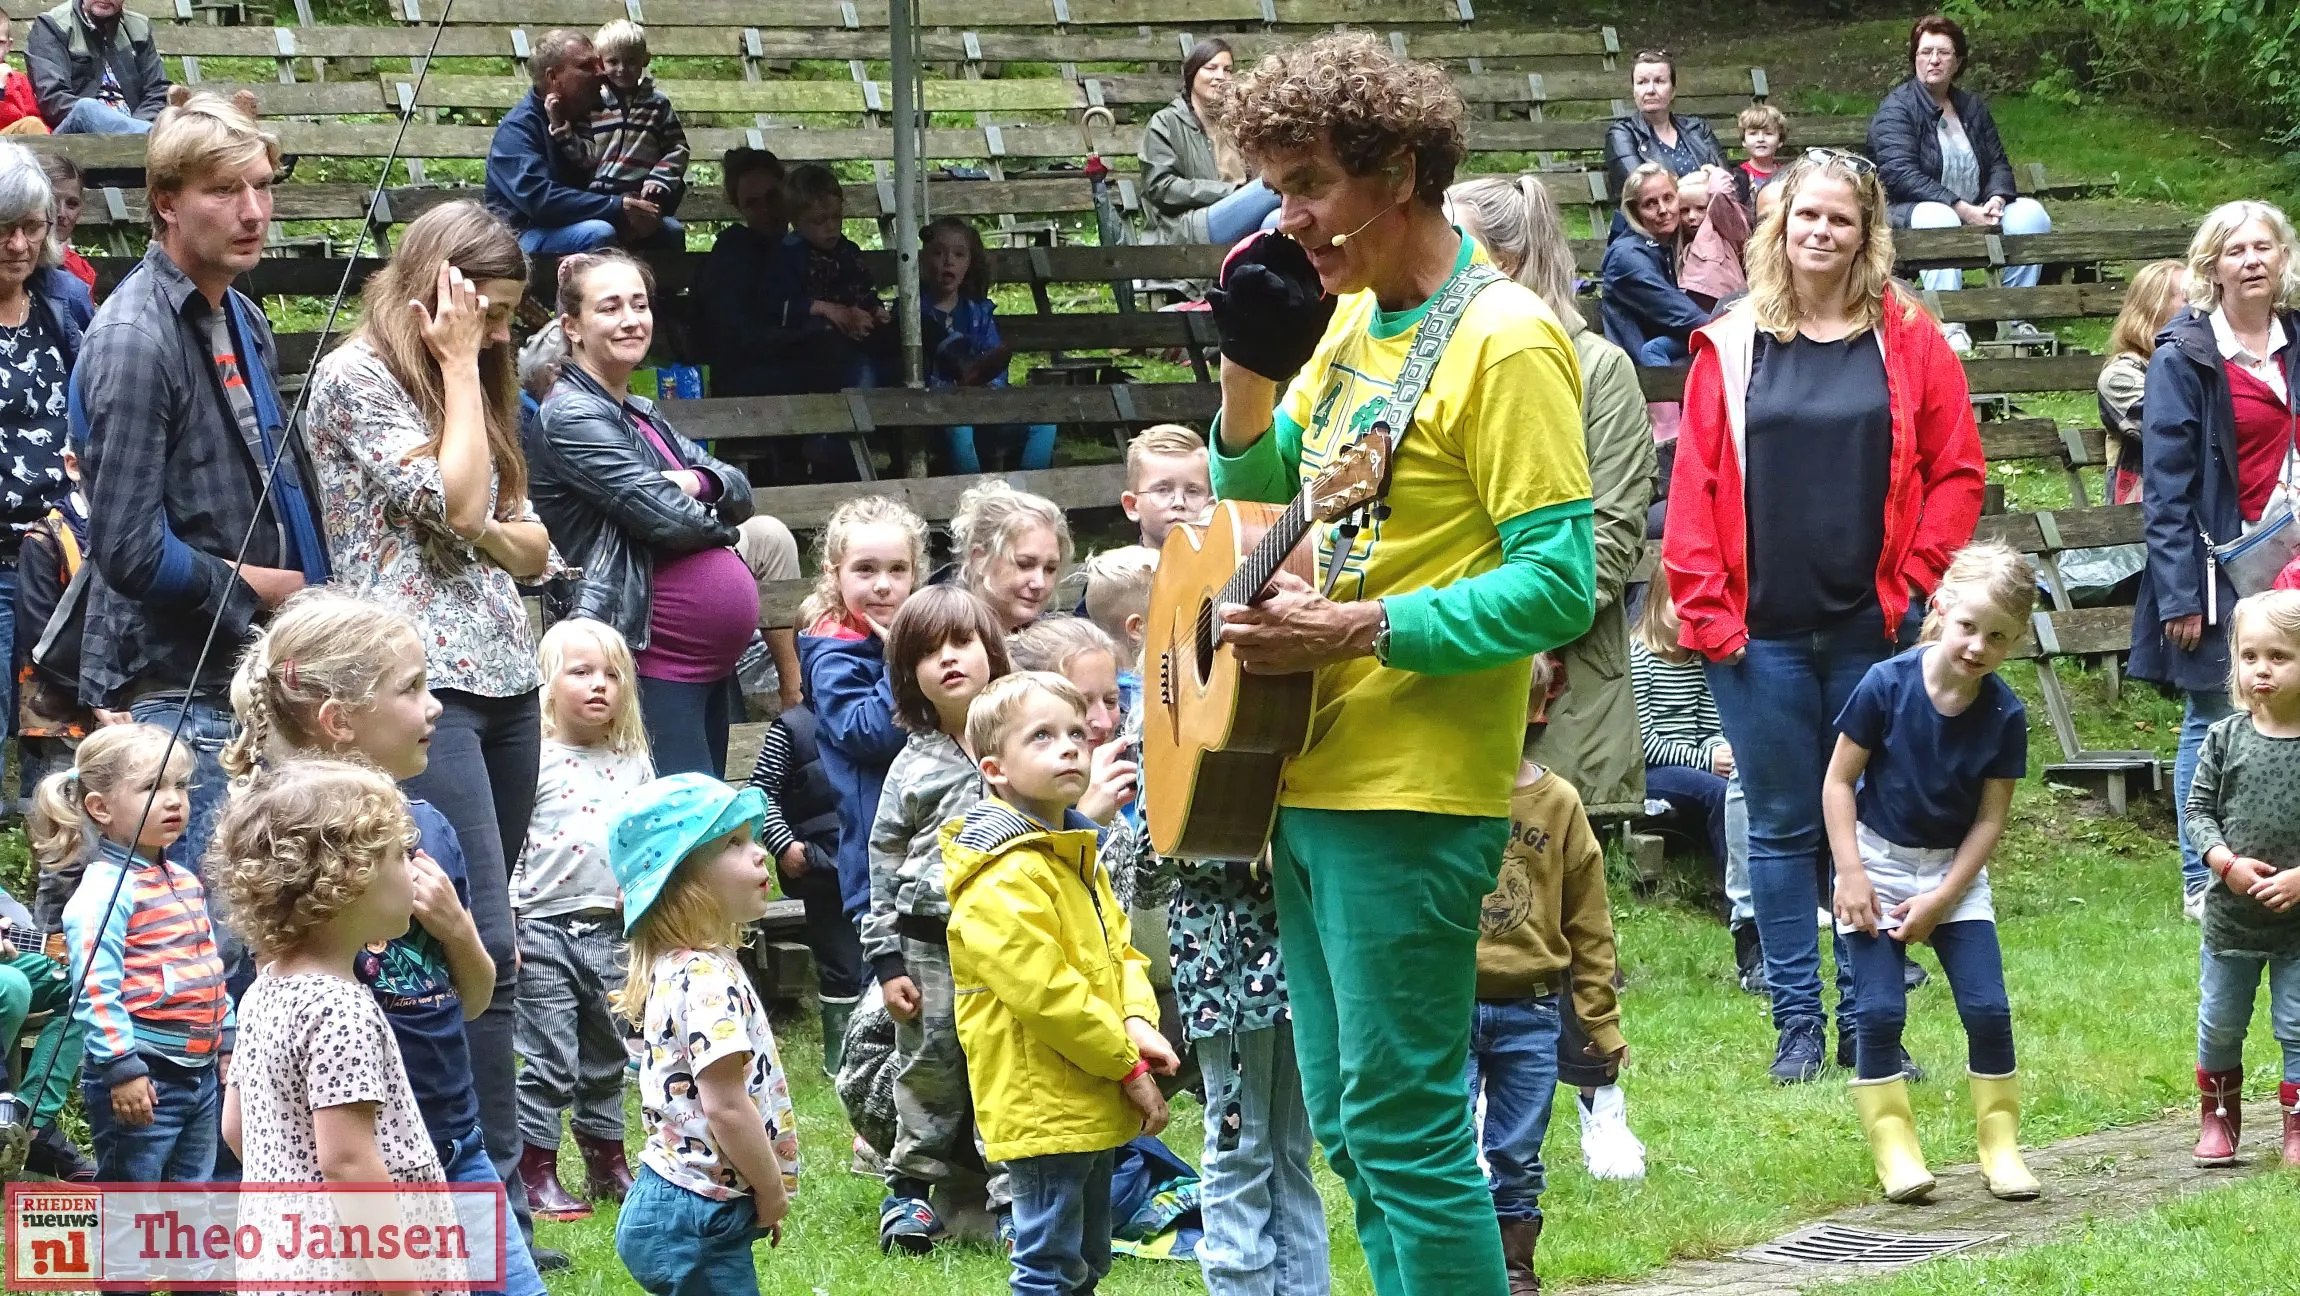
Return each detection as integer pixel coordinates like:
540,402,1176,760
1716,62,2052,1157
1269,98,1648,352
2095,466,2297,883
1942,322,1974,356
2000,319,2050,343
2184,885,2207,923
1579,1084,1647,1181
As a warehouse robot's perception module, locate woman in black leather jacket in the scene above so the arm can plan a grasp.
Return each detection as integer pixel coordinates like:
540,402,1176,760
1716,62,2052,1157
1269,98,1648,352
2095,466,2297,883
527,249,758,777
1603,47,1726,203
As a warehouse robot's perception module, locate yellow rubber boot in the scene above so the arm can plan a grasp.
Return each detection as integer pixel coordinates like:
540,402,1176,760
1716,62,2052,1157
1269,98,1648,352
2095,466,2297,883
1970,1071,2042,1200
1851,1075,1936,1203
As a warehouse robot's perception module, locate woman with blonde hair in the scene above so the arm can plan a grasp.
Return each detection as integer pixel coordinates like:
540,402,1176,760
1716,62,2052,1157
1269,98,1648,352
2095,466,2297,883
1663,148,1984,1086
2098,259,2188,506
1600,162,1711,365
2131,199,2300,914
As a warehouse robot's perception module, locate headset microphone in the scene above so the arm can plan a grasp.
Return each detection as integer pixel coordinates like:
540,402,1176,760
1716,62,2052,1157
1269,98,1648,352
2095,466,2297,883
1325,201,1401,249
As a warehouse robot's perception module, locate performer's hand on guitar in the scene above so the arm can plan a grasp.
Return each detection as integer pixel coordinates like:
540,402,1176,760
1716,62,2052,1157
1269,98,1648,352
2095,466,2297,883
1206,231,1337,384
882,974,922,1021
1076,738,1139,824
1125,1016,1181,1076
1219,570,1385,674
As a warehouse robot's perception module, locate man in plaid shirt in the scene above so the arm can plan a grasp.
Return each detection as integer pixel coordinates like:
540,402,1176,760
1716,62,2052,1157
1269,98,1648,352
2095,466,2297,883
70,93,330,981
587,20,688,234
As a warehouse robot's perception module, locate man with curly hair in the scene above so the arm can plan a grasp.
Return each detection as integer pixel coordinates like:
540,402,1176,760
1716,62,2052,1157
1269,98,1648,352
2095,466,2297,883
1204,32,1598,1296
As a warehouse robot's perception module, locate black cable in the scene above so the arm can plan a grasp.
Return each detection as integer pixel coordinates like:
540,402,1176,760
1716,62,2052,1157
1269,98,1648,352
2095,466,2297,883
14,0,461,1152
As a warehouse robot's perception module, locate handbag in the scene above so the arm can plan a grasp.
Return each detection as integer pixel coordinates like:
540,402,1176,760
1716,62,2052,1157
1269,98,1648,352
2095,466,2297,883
2206,395,2300,613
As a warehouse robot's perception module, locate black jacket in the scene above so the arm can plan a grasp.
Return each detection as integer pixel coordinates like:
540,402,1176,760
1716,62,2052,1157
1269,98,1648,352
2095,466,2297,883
525,362,753,651
1602,112,1726,202
1867,77,2021,227
693,223,826,398
26,0,166,127
2130,308,2300,693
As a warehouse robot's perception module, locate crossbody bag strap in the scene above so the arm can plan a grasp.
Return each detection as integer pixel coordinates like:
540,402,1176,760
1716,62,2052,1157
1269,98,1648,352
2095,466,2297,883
1372,259,1506,449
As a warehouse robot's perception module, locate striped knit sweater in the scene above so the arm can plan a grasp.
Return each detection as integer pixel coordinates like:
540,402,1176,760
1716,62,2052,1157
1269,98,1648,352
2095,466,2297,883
62,839,233,1087
1630,639,1727,771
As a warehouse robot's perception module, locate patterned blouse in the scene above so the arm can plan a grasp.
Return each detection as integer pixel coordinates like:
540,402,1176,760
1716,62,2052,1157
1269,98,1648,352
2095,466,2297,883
306,340,555,698
635,947,801,1200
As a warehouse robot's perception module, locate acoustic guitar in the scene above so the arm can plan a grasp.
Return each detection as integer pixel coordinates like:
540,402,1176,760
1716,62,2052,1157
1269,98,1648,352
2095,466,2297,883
1142,431,1393,861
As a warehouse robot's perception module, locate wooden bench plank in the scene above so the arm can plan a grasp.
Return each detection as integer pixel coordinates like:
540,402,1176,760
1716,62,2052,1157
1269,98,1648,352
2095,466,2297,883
422,0,1469,29
748,463,1129,529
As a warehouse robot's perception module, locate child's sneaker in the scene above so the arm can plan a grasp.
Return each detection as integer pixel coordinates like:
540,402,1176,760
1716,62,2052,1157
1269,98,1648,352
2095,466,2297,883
1577,1085,1646,1181
995,1209,1016,1254
878,1195,942,1255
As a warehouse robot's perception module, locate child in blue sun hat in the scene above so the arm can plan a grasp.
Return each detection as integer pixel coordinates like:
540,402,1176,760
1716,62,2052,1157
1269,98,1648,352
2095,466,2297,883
608,773,801,1295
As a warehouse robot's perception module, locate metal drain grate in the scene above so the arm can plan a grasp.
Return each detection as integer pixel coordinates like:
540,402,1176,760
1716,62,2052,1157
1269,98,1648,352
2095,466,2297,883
1735,1223,2002,1268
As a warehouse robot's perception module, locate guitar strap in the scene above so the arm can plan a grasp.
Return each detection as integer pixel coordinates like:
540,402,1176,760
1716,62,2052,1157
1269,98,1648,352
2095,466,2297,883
1320,256,1507,595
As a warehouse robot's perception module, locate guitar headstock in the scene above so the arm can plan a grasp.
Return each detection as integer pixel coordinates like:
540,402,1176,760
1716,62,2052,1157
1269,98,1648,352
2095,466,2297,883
1304,427,1393,524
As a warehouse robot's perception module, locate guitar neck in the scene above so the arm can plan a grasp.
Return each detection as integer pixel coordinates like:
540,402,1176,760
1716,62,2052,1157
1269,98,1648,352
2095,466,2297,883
1218,491,1316,607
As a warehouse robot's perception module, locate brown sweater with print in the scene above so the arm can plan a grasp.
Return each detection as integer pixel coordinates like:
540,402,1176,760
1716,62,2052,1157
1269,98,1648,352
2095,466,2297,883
1475,766,1625,1055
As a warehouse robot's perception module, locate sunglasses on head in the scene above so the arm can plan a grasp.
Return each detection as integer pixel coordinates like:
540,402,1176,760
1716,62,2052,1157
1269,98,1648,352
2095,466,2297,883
1802,147,1877,178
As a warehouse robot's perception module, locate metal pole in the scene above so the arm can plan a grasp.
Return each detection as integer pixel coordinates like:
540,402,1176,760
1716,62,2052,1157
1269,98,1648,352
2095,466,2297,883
890,0,924,389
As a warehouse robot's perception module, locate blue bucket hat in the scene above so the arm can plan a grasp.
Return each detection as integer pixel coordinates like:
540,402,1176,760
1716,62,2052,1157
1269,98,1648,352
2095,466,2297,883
610,773,768,933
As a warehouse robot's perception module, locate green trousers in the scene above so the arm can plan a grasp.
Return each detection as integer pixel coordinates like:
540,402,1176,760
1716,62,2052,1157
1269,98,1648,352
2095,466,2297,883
1270,806,1510,1296
0,949,82,1125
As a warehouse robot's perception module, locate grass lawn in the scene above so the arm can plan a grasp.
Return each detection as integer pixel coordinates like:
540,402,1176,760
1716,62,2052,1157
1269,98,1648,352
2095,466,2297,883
1822,1170,2300,1296
521,664,2248,1295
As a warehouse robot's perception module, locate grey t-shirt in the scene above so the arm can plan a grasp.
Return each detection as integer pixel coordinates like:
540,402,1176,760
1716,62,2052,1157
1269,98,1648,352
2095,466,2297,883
2187,713,2300,959
1936,113,1982,205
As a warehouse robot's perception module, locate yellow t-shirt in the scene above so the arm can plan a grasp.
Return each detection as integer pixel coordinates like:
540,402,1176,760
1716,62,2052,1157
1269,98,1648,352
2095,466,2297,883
1270,243,1590,818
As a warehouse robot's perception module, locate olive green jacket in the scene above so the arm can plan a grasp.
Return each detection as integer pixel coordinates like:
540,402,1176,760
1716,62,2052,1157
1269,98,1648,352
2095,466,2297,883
1529,317,1657,816
1138,97,1240,246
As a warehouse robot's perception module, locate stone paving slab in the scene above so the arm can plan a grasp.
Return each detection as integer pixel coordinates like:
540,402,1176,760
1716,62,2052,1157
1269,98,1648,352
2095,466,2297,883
1565,1112,2271,1295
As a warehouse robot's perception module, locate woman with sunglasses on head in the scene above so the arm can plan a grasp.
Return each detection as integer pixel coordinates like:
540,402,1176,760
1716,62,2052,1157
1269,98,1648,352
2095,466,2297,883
1867,13,2054,353
1662,148,1983,1087
1602,47,1726,204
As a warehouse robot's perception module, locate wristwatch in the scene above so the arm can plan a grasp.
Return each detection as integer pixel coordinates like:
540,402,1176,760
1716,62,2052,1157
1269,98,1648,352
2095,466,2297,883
1370,601,1393,666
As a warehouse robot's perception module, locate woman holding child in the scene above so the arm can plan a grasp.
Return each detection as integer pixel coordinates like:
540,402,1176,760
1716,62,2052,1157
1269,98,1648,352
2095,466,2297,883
527,249,758,779
1664,148,1984,1087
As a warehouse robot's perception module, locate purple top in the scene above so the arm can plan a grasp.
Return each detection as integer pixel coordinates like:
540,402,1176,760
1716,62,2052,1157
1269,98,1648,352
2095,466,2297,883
630,413,759,683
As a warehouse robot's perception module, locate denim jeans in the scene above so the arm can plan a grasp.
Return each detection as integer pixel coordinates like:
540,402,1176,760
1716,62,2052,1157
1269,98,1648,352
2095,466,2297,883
1007,1149,1115,1296
1195,1023,1328,1296
2198,944,2300,1080
616,1164,770,1296
1638,335,1689,367
125,696,242,976
638,674,735,778
401,687,541,1239
1844,920,2015,1081
1645,763,1729,880
1203,178,1283,245
81,1054,218,1183
947,423,1056,474
1906,198,2053,292
1464,995,1560,1223
1706,611,1918,1032
518,220,621,255
1724,776,1751,924
438,1126,549,1296
2176,690,2238,895
54,99,151,135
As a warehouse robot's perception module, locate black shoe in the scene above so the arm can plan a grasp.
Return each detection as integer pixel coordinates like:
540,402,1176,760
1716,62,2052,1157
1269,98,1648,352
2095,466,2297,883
22,1125,94,1182
1838,1031,1926,1083
1770,1020,1825,1085
1904,959,1930,991
1731,920,1768,996
529,1247,571,1273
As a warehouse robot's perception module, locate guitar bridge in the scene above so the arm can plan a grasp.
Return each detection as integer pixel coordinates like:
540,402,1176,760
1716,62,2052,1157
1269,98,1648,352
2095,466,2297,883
1157,650,1176,706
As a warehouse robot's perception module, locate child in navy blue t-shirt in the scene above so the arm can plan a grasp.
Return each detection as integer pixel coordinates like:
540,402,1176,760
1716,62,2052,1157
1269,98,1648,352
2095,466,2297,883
1822,540,2041,1208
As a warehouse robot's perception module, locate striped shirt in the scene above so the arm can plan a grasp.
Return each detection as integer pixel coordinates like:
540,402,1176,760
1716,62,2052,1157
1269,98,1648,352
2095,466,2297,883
62,838,233,1087
1630,639,1728,771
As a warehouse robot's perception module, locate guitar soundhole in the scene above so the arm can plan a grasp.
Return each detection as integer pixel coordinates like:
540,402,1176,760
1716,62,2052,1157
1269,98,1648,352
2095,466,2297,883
1192,596,1216,688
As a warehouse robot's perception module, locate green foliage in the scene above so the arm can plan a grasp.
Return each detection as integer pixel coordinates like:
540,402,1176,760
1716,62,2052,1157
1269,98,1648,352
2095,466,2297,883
1962,0,2300,143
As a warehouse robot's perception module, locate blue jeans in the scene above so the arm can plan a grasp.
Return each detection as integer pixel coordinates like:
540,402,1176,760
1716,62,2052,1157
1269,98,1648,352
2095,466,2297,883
81,1054,218,1183
947,423,1056,474
1464,995,1560,1223
2198,944,2300,1080
124,696,243,978
616,1164,769,1296
518,220,620,255
1724,776,1751,923
54,99,151,135
1195,1023,1328,1296
1645,762,1730,880
1844,920,2015,1080
1706,611,1918,1032
1907,198,2053,292
1203,178,1283,245
637,674,735,778
440,1126,548,1296
2177,690,2238,895
1638,335,1689,367
1008,1149,1115,1296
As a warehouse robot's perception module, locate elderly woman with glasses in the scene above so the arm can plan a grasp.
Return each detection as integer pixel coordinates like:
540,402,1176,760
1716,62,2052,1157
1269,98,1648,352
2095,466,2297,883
1662,148,1983,1089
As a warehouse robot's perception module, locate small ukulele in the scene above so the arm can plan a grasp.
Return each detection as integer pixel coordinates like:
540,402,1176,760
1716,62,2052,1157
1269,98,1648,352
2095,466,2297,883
1141,431,1393,861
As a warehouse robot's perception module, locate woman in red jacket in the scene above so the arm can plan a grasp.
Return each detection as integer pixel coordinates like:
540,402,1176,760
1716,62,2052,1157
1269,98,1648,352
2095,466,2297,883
0,17,48,135
1662,148,1984,1086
